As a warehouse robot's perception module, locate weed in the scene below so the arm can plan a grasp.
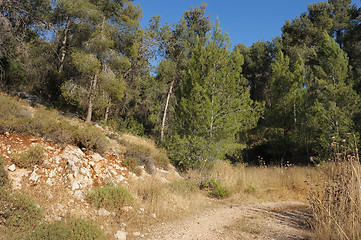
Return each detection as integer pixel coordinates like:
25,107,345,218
12,144,44,169
86,185,134,211
27,217,106,240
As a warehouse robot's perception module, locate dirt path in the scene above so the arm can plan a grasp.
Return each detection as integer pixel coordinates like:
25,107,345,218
144,202,312,240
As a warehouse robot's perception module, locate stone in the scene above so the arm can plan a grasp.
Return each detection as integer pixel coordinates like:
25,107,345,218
74,190,85,201
8,164,16,172
114,230,127,240
150,213,157,219
133,232,141,237
98,208,111,216
29,170,40,182
122,206,134,212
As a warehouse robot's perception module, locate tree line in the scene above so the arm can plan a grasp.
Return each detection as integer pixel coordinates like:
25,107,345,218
1,0,360,168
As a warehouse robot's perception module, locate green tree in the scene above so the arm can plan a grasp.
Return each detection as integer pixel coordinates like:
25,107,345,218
306,32,359,156
156,3,212,141
172,21,261,168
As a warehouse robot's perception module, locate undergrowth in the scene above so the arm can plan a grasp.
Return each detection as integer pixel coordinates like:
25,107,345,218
309,135,361,240
86,185,134,211
0,188,43,233
0,94,108,153
27,217,106,240
12,144,44,169
121,136,170,174
0,156,9,187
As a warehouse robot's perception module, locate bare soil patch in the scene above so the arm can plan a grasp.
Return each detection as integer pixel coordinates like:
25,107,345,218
143,201,312,240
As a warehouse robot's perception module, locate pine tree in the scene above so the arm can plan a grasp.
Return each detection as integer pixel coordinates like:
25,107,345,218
171,21,261,168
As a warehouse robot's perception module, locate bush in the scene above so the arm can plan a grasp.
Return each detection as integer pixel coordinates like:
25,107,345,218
0,156,9,187
86,185,134,211
125,144,155,174
200,178,230,199
75,124,108,154
166,135,213,171
0,95,109,155
122,157,142,176
27,218,105,240
12,144,44,169
0,188,42,232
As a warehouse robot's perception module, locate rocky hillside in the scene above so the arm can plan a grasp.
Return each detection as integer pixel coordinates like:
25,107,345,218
0,93,182,239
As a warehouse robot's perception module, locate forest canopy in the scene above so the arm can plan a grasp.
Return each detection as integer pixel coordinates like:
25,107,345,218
1,0,360,168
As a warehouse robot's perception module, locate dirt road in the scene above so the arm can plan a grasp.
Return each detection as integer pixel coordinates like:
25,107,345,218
144,202,312,240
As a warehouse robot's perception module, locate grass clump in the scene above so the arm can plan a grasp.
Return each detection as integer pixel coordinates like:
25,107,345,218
169,180,199,195
12,144,44,169
0,188,42,232
0,156,9,187
200,178,230,199
27,218,105,240
86,185,134,211
309,137,361,240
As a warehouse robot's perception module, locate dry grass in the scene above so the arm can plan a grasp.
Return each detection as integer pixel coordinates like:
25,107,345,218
188,160,313,203
309,136,361,240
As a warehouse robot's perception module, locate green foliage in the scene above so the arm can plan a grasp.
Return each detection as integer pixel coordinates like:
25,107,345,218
12,144,44,169
72,51,101,75
170,21,262,168
0,57,28,90
0,95,109,154
200,178,230,199
167,135,212,170
27,217,105,240
0,156,9,188
75,124,108,154
86,185,134,211
0,188,42,232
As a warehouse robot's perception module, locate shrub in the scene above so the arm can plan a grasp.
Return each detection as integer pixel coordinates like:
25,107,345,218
122,157,142,176
125,144,155,174
86,185,134,211
27,218,105,240
0,188,42,232
0,95,110,155
124,142,170,174
200,178,230,199
12,144,44,169
75,125,108,154
166,135,213,171
0,156,9,187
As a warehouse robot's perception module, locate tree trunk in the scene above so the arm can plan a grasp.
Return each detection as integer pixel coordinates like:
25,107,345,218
86,74,98,123
58,16,71,73
104,100,111,124
160,77,175,141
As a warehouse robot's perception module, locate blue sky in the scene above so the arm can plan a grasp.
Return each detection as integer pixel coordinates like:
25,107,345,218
133,0,360,47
